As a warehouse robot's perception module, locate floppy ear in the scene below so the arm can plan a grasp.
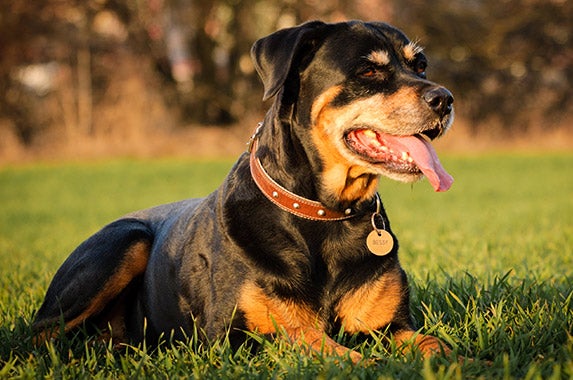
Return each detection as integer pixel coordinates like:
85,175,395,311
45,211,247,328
251,21,326,101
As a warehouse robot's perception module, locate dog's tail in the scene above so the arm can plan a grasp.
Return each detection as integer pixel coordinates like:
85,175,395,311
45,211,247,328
32,218,153,345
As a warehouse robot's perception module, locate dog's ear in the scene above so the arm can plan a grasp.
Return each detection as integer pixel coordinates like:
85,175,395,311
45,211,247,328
251,21,326,101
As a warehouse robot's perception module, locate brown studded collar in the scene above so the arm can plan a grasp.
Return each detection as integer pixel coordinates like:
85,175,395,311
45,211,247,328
247,125,356,221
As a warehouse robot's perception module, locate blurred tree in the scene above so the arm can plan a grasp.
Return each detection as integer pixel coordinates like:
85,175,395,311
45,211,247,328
0,1,64,144
0,0,174,148
0,0,570,151
391,0,572,132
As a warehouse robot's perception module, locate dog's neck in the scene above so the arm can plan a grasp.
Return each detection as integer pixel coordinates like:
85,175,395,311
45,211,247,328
249,139,355,221
248,123,365,221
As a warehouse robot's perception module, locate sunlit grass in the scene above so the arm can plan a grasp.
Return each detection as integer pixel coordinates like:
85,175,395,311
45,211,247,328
1,153,572,378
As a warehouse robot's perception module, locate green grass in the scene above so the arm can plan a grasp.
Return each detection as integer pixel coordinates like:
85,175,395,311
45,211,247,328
1,153,572,379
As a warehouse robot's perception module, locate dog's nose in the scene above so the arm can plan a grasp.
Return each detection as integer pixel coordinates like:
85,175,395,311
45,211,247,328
423,87,454,117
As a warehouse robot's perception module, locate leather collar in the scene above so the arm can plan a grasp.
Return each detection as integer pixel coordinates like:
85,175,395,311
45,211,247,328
248,126,356,221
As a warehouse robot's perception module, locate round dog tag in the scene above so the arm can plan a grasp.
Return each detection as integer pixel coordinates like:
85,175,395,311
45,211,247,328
366,229,394,256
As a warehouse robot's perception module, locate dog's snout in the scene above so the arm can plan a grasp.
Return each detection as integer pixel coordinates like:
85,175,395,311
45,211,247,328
423,87,454,117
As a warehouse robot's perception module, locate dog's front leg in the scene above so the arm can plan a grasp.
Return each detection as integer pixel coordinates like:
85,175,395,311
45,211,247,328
239,281,362,363
284,326,363,363
393,329,452,358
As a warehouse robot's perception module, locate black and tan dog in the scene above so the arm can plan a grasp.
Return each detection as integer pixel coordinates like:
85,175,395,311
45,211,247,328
33,20,455,362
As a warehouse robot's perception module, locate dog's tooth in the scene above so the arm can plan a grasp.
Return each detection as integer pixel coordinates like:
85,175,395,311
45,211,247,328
363,130,377,139
401,152,409,161
381,146,388,152
407,157,414,163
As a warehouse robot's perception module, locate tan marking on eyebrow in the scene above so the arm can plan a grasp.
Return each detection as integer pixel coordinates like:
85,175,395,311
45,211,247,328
403,41,424,61
367,50,390,66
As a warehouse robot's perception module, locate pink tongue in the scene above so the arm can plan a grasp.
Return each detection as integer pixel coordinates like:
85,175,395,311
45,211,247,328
383,134,454,192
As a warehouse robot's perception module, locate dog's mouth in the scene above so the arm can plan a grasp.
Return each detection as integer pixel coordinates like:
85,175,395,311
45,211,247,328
344,128,453,191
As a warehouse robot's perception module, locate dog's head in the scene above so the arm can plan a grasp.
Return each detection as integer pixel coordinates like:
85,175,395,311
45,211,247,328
252,21,454,207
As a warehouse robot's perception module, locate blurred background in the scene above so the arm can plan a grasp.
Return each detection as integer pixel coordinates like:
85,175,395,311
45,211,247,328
0,0,571,161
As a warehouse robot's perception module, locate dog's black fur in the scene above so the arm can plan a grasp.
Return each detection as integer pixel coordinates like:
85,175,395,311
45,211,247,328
33,20,454,362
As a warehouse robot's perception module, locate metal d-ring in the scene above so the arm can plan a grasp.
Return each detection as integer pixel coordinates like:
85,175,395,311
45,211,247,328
246,122,263,153
374,192,381,214
371,193,386,235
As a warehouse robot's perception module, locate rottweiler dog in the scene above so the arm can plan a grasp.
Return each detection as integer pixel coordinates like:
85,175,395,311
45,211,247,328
33,20,455,362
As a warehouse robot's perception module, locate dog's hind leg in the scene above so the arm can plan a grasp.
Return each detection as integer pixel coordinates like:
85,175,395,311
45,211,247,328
32,218,153,344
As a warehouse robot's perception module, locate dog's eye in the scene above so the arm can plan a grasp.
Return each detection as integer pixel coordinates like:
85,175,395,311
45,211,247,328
359,67,378,78
358,66,385,80
415,60,427,78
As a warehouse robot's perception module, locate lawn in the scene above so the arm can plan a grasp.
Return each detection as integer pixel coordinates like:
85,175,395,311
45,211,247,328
0,153,572,379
